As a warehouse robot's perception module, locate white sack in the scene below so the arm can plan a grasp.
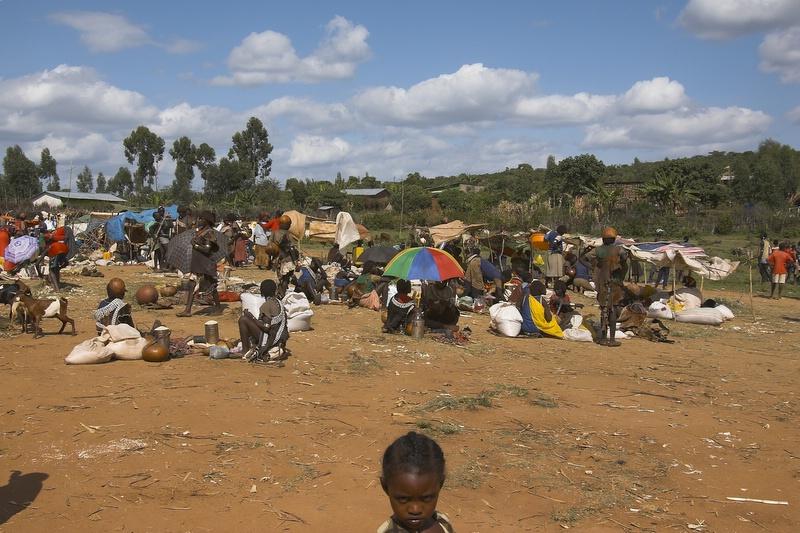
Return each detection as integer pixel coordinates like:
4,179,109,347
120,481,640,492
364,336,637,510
107,337,147,360
282,292,312,318
240,292,265,317
489,302,523,337
287,309,314,332
65,338,114,365
675,307,724,326
715,304,735,320
647,302,674,320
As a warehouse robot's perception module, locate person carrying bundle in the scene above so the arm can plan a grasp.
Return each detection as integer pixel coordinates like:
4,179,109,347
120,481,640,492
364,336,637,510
589,226,628,346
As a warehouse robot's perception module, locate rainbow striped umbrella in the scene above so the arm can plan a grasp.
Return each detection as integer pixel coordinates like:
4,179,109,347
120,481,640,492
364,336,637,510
383,247,464,281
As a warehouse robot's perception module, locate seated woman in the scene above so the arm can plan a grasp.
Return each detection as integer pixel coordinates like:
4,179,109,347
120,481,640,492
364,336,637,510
383,279,415,334
294,257,328,305
520,280,563,338
348,261,382,310
94,278,135,333
238,280,289,362
422,281,459,332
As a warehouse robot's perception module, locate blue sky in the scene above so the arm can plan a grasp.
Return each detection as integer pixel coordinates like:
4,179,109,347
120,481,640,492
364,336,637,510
1,0,799,188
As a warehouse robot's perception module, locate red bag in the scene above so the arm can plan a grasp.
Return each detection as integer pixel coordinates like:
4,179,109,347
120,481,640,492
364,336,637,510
218,291,241,302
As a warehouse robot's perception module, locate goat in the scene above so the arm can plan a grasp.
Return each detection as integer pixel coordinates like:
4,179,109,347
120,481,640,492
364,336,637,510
12,281,76,339
0,282,31,322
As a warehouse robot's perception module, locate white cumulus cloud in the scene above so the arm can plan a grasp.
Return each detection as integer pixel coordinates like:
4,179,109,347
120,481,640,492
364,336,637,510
620,77,689,113
50,11,200,54
50,11,152,52
0,65,157,140
760,26,800,83
288,134,351,167
679,0,800,39
353,63,537,126
514,93,616,124
584,106,772,149
212,16,370,85
255,97,356,131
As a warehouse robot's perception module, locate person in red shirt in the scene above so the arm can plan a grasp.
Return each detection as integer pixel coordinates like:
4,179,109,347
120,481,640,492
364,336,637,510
768,242,793,299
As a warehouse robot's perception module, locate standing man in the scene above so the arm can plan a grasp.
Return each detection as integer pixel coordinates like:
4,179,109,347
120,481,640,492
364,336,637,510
270,214,297,298
758,232,771,284
463,247,485,299
150,206,174,272
177,211,221,317
545,225,568,287
590,226,628,347
768,242,793,300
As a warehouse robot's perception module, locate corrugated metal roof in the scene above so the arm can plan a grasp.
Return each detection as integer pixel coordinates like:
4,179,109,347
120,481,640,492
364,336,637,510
33,191,127,202
341,188,388,196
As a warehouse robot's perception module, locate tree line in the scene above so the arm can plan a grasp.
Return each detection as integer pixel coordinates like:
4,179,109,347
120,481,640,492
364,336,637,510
1,115,798,235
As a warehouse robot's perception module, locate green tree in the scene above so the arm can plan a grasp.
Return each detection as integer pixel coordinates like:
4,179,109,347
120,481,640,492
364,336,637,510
76,165,93,192
3,145,41,202
123,125,165,193
398,184,432,212
557,154,605,197
107,167,134,197
228,117,273,183
39,148,60,191
583,182,621,223
204,157,250,200
96,172,107,193
285,178,309,208
169,136,197,204
360,173,380,188
195,143,217,194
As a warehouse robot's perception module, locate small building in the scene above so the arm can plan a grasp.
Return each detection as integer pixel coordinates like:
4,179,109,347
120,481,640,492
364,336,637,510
341,188,392,210
32,191,127,210
429,181,485,196
603,180,645,203
719,165,735,182
313,205,340,220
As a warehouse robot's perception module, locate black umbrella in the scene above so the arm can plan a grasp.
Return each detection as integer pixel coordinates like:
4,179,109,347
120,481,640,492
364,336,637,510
165,229,228,273
357,245,399,265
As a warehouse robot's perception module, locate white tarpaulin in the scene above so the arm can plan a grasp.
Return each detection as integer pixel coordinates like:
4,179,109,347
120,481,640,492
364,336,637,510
429,220,486,246
334,212,361,249
627,248,739,281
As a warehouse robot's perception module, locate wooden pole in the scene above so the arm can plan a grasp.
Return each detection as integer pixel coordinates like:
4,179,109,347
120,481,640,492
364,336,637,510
748,258,756,322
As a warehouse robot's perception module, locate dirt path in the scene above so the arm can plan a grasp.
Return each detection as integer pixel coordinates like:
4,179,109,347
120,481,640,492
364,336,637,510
1,265,798,532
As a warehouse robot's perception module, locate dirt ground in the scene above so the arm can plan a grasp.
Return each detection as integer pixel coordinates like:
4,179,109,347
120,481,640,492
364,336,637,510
1,263,799,532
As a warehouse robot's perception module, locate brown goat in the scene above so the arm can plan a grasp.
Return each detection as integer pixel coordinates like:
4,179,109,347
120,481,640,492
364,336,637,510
12,281,76,339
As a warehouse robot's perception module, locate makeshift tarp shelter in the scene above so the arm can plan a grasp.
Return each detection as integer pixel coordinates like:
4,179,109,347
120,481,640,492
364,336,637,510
428,220,486,246
628,244,739,281
105,205,179,243
306,211,370,248
563,236,738,281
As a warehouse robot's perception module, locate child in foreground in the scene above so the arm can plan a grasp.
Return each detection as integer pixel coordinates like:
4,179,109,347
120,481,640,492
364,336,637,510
378,432,454,533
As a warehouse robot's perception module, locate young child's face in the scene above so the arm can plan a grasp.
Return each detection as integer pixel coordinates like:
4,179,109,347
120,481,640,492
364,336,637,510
384,470,442,532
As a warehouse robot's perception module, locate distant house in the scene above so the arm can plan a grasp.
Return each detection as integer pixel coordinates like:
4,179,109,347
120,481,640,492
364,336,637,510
313,205,340,220
32,191,127,210
719,165,735,182
429,181,486,195
603,180,645,203
341,188,392,210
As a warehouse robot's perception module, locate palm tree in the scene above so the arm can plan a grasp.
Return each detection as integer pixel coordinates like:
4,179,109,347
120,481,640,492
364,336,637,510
581,183,621,223
642,170,699,215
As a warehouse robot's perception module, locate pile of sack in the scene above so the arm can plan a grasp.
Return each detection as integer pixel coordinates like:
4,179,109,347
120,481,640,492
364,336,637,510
65,324,148,365
647,301,735,326
241,291,314,332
